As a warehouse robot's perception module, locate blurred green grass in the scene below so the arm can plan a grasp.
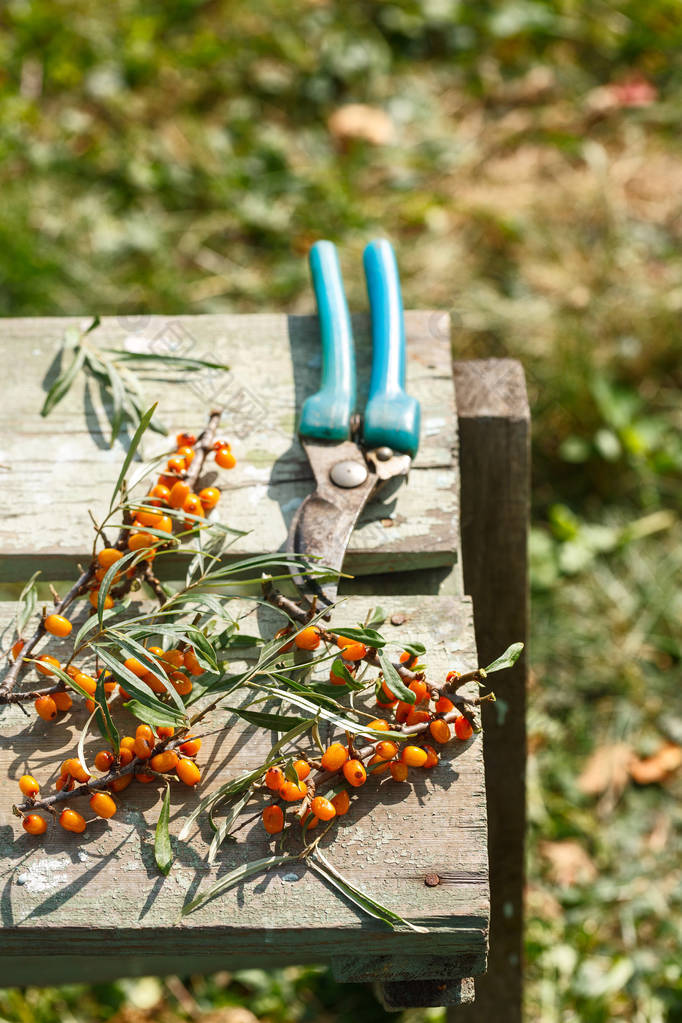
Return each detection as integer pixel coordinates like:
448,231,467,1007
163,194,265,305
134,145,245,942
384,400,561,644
1,2,681,1020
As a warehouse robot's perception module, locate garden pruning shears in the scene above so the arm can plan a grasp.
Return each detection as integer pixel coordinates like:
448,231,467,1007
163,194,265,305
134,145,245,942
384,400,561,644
286,239,420,610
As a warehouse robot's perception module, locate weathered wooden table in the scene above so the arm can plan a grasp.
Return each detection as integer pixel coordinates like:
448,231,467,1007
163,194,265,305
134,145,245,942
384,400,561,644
0,314,528,1016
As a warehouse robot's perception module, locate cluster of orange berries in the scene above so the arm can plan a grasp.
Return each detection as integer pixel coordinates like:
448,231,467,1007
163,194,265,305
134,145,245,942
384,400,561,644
18,727,203,837
258,641,475,836
29,644,204,724
87,431,236,611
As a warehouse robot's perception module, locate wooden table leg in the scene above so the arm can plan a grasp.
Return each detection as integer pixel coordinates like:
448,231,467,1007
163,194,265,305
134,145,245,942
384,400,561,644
449,359,530,1022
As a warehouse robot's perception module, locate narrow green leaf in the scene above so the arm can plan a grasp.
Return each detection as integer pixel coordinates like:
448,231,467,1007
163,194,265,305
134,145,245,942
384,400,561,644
98,550,137,627
182,855,295,916
41,345,86,416
16,571,41,634
367,606,386,628
283,757,299,784
401,641,426,657
310,851,427,932
207,789,252,864
329,658,356,686
233,709,308,733
378,651,416,705
155,783,173,876
94,669,120,753
92,646,184,720
109,402,157,510
106,630,185,712
124,699,184,728
329,626,386,648
101,349,230,372
484,642,524,674
255,681,405,740
267,719,314,759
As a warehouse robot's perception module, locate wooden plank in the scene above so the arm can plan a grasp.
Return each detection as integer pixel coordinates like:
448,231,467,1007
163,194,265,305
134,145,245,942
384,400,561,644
0,313,459,582
0,593,488,987
378,977,475,1009
449,359,530,1023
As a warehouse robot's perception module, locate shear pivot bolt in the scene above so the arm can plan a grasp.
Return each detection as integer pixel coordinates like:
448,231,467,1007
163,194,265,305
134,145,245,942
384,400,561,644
376,446,393,461
330,460,368,488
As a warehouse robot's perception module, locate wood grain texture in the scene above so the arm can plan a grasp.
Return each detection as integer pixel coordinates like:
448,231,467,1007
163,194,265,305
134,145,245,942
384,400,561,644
449,359,529,1023
0,313,459,581
0,594,488,987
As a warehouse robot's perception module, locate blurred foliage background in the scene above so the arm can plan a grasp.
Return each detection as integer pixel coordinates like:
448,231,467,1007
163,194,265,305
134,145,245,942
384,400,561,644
1,0,681,1020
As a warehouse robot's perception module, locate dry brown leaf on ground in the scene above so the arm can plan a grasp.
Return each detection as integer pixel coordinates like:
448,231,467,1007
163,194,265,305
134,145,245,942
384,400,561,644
327,104,395,146
577,742,633,799
539,840,598,887
629,742,682,785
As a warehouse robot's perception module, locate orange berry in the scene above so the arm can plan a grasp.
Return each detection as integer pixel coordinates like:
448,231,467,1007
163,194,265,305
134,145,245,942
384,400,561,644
89,589,114,610
179,736,201,756
213,439,230,451
435,695,454,714
167,454,186,474
150,750,179,773
342,759,367,788
156,515,173,534
110,774,133,792
368,754,391,775
409,680,429,704
395,701,411,724
23,813,48,835
19,774,39,797
35,695,57,721
176,757,201,786
182,493,204,518
367,719,389,732
55,772,71,792
390,762,409,782
120,736,136,752
293,759,311,781
11,639,25,660
157,473,177,489
44,614,72,638
274,627,294,654
336,636,367,661
429,719,451,744
53,691,73,712
64,758,90,783
215,447,236,469
331,790,350,816
85,698,96,713
300,811,319,830
74,672,97,695
446,670,461,684
65,664,79,678
144,671,167,694
170,671,192,696
423,744,439,768
134,736,153,760
169,481,190,509
176,432,197,447
320,743,348,772
454,716,474,741
95,750,115,773
264,766,285,791
89,792,117,818
104,681,117,695
198,487,220,510
156,725,174,739
329,666,349,685
60,808,86,834
149,484,171,503
294,626,320,651
379,680,396,703
406,708,430,726
123,657,148,679
136,724,154,742
136,771,156,783
399,650,416,664
280,779,307,802
134,508,163,529
311,796,336,821
183,649,203,676
375,740,398,761
160,648,184,669
376,696,397,709
401,745,428,768
128,531,157,555
262,804,285,834
35,655,60,677
97,548,123,569
176,445,195,465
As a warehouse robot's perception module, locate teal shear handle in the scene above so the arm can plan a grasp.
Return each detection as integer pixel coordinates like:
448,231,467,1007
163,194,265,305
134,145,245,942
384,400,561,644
362,240,420,457
299,241,356,442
